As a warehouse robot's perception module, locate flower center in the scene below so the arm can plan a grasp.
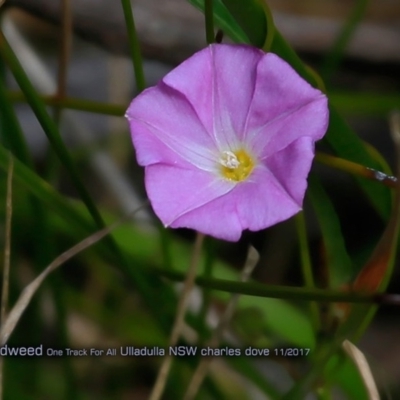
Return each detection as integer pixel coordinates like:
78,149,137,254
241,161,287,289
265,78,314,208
219,149,254,182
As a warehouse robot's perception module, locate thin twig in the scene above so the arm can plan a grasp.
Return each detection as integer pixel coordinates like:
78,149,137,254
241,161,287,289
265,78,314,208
0,154,13,400
183,246,259,400
149,232,205,400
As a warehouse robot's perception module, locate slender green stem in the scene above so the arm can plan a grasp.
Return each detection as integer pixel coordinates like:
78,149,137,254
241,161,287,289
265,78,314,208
8,91,126,116
154,268,395,305
0,29,105,231
197,237,216,342
321,0,370,83
295,213,320,331
57,0,72,101
0,81,33,165
330,91,400,117
315,152,396,189
159,225,173,270
260,0,275,52
9,90,400,119
120,0,146,92
204,0,215,44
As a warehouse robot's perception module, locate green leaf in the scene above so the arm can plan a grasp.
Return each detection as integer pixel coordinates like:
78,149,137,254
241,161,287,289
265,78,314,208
188,0,249,43
330,91,400,117
308,173,353,287
328,354,369,400
320,0,370,83
221,0,267,48
248,297,315,347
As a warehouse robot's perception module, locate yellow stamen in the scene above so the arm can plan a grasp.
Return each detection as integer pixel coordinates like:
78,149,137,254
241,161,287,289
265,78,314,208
219,149,254,182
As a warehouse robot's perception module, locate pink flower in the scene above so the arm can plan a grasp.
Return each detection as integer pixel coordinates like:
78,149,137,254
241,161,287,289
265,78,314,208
126,44,328,241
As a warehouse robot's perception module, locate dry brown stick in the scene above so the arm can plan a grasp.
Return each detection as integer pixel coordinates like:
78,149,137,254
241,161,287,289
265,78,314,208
149,232,205,400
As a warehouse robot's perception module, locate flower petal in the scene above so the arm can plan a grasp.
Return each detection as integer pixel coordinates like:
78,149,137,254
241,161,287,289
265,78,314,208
145,164,235,227
162,44,264,149
232,166,301,232
126,84,217,171
244,53,328,156
170,194,243,241
249,96,328,160
265,136,315,205
169,164,303,241
126,44,330,241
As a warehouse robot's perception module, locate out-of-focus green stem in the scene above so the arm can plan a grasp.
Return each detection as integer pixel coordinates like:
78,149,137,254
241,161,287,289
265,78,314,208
0,81,32,165
198,237,216,342
330,91,400,117
57,0,72,101
155,268,392,305
120,0,146,92
295,213,320,331
159,225,173,271
260,0,275,52
0,29,105,231
8,91,126,116
205,0,215,44
9,90,400,119
321,0,370,83
315,152,397,189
